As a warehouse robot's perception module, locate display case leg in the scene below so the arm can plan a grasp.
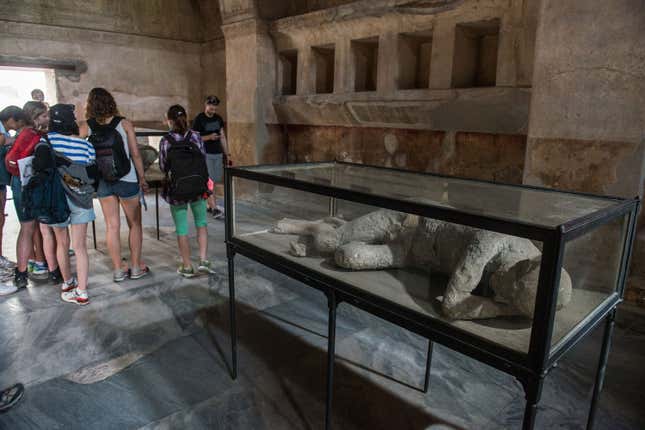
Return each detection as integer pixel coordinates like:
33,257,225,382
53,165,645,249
423,340,433,393
91,220,97,250
325,291,338,430
586,309,616,430
155,186,160,240
521,377,543,430
227,251,238,380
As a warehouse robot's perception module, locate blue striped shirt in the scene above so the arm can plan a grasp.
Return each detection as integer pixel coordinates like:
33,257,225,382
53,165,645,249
47,132,96,165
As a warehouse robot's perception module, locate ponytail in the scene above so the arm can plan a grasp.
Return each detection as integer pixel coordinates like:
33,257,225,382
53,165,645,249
167,104,188,135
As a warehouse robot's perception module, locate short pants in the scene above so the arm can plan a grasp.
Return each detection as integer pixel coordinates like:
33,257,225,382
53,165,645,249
11,177,33,223
50,196,95,228
205,153,223,184
97,179,139,200
170,199,207,236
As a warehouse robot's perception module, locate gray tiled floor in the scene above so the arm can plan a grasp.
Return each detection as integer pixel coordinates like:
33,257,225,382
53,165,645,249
0,196,643,429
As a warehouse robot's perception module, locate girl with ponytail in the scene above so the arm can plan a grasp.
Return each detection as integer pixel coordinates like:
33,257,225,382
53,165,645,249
158,104,213,277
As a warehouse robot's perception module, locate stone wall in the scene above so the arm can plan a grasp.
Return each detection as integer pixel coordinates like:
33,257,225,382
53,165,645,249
0,0,226,127
282,125,526,183
257,0,536,177
524,0,645,304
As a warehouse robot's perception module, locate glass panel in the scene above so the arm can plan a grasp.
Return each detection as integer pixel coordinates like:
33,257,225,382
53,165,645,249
231,176,564,354
550,214,628,351
241,163,618,228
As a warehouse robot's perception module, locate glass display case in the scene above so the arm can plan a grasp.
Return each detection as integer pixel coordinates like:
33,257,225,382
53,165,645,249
224,161,639,430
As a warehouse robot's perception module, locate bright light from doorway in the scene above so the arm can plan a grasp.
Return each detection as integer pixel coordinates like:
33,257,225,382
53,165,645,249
0,66,57,108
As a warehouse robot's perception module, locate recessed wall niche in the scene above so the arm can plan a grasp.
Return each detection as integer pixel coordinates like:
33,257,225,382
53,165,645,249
397,30,433,90
312,44,335,94
279,50,298,95
451,19,500,88
351,36,379,92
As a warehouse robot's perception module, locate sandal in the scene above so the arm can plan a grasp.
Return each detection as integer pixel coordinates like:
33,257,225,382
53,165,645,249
128,266,150,280
0,383,24,412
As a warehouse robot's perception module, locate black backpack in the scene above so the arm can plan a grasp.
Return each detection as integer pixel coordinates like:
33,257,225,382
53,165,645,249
87,117,131,182
22,137,71,225
165,131,209,202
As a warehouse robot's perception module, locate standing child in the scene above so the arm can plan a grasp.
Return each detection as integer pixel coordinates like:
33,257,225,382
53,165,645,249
37,104,96,305
5,101,50,289
159,105,213,277
0,106,26,270
79,88,149,282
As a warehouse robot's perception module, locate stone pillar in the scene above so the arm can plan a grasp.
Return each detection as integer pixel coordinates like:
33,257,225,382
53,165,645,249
221,17,280,167
428,19,455,89
377,32,398,95
524,0,645,304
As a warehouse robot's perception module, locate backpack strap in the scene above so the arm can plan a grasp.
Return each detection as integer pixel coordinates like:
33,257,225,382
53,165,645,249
166,131,192,146
165,133,177,146
108,116,123,129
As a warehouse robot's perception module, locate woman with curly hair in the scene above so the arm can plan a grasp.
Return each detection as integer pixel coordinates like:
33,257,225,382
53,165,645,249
79,88,149,283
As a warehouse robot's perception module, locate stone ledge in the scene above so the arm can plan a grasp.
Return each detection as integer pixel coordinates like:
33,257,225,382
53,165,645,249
273,87,530,134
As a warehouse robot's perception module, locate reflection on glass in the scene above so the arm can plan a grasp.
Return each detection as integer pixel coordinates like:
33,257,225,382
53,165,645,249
551,215,628,350
245,163,618,228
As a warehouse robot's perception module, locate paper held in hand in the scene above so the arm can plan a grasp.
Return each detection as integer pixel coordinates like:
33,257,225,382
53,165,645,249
18,156,34,186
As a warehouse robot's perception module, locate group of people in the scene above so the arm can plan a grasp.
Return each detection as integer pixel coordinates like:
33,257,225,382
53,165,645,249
0,88,230,412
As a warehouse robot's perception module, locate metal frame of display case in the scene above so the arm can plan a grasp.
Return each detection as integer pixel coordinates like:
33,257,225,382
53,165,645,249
223,161,640,430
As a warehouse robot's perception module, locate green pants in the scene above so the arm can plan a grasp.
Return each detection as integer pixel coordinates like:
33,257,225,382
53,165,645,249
170,199,208,236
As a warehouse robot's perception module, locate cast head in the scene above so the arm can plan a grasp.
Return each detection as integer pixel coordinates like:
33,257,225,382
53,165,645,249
490,256,572,318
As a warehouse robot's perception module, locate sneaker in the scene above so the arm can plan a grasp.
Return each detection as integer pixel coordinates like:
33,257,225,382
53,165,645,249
61,277,78,293
0,283,18,296
113,269,128,283
28,261,48,276
61,288,89,306
197,260,215,274
13,269,28,289
212,208,225,220
0,383,25,412
49,267,63,284
129,266,150,280
177,265,196,278
0,256,15,269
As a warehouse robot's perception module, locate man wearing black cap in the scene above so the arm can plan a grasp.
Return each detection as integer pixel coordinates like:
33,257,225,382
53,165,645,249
191,95,230,219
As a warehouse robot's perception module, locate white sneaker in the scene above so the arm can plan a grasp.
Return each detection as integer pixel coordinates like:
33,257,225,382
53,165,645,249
61,288,89,305
61,277,78,293
0,257,15,269
0,282,18,296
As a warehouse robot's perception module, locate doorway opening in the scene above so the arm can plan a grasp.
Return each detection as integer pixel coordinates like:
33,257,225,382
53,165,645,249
0,66,58,107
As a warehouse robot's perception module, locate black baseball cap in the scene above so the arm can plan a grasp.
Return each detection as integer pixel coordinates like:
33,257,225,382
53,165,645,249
50,104,76,127
205,95,220,106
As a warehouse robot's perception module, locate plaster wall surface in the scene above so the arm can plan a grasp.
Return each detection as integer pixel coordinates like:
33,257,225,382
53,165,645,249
0,0,205,42
0,0,226,127
524,0,645,303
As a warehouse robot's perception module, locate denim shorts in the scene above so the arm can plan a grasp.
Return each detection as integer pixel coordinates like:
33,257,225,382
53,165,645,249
50,197,96,228
97,179,139,200
11,177,33,223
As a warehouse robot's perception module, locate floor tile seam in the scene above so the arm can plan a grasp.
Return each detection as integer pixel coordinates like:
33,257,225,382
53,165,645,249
130,383,249,430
